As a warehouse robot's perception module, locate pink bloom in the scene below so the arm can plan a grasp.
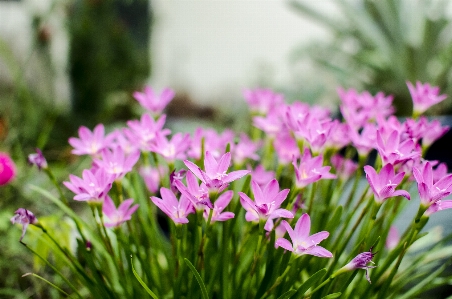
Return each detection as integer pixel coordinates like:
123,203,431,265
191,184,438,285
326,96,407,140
349,123,378,157
28,148,47,171
184,151,249,193
68,124,117,156
253,111,285,137
243,88,284,115
133,86,175,115
94,147,140,180
187,128,234,160
203,190,235,222
0,152,16,186
64,168,113,202
151,187,194,224
363,163,410,203
425,200,452,216
232,133,261,165
376,129,420,166
292,149,336,189
342,248,376,283
407,81,447,116
248,164,275,188
274,133,300,165
275,213,332,258
330,154,358,181
421,118,449,149
140,165,166,193
149,132,191,163
126,114,170,152
11,208,38,241
175,171,212,210
102,196,139,228
169,169,187,194
412,161,452,207
385,226,399,251
238,179,293,231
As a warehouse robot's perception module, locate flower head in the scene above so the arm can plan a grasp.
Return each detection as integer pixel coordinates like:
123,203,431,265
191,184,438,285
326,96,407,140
28,148,48,171
275,213,332,258
102,196,139,228
133,86,175,115
239,179,293,231
364,163,410,203
203,190,235,223
11,208,38,241
151,187,194,224
412,161,452,207
64,168,113,202
342,248,377,283
184,151,249,194
292,149,336,189
407,81,447,116
68,124,117,156
0,152,16,186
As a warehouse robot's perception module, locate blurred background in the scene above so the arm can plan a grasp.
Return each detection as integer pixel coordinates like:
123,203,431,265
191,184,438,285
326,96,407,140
2,0,452,297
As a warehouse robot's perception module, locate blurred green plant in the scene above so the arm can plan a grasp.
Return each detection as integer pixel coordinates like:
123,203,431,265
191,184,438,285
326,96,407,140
288,0,452,116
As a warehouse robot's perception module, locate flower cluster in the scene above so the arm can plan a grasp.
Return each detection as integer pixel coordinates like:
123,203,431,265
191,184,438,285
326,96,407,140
10,82,452,299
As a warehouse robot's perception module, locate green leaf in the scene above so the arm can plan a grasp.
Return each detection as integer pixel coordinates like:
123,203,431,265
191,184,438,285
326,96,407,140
184,258,209,299
395,264,447,299
131,256,159,299
325,206,343,233
293,268,327,299
322,292,342,299
277,289,296,299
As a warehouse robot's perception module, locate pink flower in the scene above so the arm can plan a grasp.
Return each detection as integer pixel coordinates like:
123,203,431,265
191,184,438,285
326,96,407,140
274,133,300,165
102,196,139,228
275,213,332,258
187,128,234,160
425,200,452,216
376,129,420,166
94,147,140,180
341,248,376,283
184,151,249,193
68,124,117,156
232,133,261,166
385,226,399,250
139,165,166,193
331,154,358,181
149,132,191,163
175,171,212,210
407,81,447,116
0,152,16,186
412,161,452,207
11,208,38,241
248,164,275,188
243,88,284,115
203,190,235,222
238,179,293,231
363,163,410,203
292,149,336,189
253,111,285,137
126,114,170,152
133,86,175,115
28,148,47,171
64,168,113,202
151,187,194,224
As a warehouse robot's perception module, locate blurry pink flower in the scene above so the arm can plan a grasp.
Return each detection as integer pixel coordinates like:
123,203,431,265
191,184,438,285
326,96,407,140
169,169,186,194
203,190,235,222
349,123,378,157
187,128,234,160
64,168,113,202
274,133,300,165
102,196,139,228
94,147,140,180
239,179,293,231
275,213,332,258
69,124,117,156
425,200,452,216
232,133,260,166
149,132,191,163
184,151,249,193
175,171,212,210
126,114,170,151
331,154,358,181
11,208,38,241
407,81,447,116
292,149,336,189
140,165,166,193
248,164,275,188
0,152,16,186
28,148,47,171
376,129,420,166
364,163,410,203
413,161,452,207
385,226,399,251
133,86,175,115
253,111,284,137
151,187,194,224
243,88,284,115
421,118,449,149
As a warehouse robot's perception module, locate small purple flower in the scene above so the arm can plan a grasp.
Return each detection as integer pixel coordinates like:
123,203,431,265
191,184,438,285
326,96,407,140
342,248,377,283
133,86,175,115
151,187,194,224
243,88,284,115
292,149,336,189
232,133,261,166
28,148,48,171
184,151,249,194
275,213,332,258
407,81,447,116
102,196,139,228
68,124,117,156
364,163,410,203
11,208,38,241
239,179,293,231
